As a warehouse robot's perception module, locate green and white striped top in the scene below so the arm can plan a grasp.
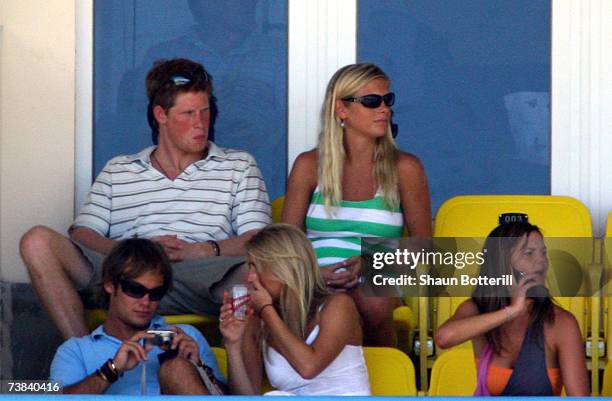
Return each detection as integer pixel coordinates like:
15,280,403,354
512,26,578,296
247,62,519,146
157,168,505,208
305,188,404,267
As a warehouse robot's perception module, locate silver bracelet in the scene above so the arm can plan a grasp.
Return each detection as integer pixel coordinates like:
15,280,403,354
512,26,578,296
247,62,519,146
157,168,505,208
503,306,513,323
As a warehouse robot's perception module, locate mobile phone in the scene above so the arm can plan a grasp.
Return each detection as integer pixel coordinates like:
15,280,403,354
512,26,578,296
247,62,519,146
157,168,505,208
513,269,526,282
512,269,549,298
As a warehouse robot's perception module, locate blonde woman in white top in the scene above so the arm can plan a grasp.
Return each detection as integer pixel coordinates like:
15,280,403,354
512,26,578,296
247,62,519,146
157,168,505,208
219,224,371,395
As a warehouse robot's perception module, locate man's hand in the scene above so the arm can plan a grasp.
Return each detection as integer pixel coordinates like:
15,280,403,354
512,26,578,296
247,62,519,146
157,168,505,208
113,331,153,374
151,235,214,262
169,326,201,364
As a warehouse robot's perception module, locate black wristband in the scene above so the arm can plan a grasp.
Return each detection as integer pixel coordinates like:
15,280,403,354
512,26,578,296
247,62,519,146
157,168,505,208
258,303,274,317
99,359,119,383
207,240,220,256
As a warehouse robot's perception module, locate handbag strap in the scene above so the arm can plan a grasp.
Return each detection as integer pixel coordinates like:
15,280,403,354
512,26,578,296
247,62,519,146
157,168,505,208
193,361,226,395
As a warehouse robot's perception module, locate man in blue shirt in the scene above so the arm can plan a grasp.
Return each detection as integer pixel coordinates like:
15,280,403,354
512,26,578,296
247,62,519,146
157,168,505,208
50,238,225,395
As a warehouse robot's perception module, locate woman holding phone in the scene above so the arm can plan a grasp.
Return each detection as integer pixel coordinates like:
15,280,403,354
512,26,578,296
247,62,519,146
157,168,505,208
434,222,588,396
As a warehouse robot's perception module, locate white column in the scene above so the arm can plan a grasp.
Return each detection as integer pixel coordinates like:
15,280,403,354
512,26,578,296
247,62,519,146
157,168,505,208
75,0,93,215
287,0,357,171
552,0,612,236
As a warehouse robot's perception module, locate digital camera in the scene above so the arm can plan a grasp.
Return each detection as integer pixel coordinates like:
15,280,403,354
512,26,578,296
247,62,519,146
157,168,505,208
147,329,175,347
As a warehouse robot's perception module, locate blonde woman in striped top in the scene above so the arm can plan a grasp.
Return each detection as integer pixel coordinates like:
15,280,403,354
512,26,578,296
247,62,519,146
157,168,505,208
282,63,432,346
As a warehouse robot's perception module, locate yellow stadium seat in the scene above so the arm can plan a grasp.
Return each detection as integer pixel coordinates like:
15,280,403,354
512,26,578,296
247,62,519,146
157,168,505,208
270,195,285,224
212,346,228,378
598,210,612,396
429,346,476,396
603,211,612,354
433,195,596,394
364,346,417,395
393,305,415,354
212,346,275,393
433,195,592,335
435,195,592,237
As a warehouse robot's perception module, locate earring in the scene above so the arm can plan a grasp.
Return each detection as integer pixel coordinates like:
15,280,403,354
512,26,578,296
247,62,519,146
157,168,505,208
340,120,345,128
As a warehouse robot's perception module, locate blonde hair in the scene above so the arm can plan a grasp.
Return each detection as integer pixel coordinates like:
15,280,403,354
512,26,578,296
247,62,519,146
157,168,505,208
318,63,399,212
246,224,329,340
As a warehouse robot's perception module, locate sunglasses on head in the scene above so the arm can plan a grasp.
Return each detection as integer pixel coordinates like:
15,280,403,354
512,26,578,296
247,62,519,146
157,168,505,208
166,70,209,87
119,279,167,301
342,92,395,108
150,71,210,103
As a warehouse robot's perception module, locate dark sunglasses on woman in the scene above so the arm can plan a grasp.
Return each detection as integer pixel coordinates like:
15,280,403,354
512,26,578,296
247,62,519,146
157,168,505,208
342,92,395,108
119,279,168,301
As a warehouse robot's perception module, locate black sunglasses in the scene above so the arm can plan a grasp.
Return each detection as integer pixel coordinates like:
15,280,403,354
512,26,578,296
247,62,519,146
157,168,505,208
342,92,395,109
119,279,168,301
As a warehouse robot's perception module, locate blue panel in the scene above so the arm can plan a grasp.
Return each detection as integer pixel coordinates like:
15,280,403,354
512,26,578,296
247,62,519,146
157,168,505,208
358,0,551,212
94,0,287,200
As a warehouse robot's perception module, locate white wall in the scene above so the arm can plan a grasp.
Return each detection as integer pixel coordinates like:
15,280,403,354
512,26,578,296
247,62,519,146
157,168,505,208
551,0,612,237
0,0,75,282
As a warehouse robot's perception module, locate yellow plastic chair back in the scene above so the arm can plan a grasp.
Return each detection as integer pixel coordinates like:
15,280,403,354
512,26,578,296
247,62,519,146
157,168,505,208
363,347,417,395
433,195,592,337
606,210,612,238
393,305,415,354
435,195,592,237
271,196,285,223
429,346,476,396
603,211,612,366
212,346,228,378
211,346,274,393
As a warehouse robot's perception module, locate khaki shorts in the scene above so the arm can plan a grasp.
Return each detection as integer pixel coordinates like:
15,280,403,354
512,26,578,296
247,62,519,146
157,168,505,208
73,241,244,316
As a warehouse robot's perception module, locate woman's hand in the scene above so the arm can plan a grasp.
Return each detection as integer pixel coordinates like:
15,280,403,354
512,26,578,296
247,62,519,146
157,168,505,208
219,291,252,347
320,265,351,291
247,268,273,311
339,256,362,289
320,257,362,291
508,272,540,317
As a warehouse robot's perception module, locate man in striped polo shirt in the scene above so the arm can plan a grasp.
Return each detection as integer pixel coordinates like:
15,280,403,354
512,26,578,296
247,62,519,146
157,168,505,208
20,58,271,340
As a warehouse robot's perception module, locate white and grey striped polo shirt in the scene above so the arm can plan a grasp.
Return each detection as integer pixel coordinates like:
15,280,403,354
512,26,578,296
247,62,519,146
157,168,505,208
71,142,271,242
